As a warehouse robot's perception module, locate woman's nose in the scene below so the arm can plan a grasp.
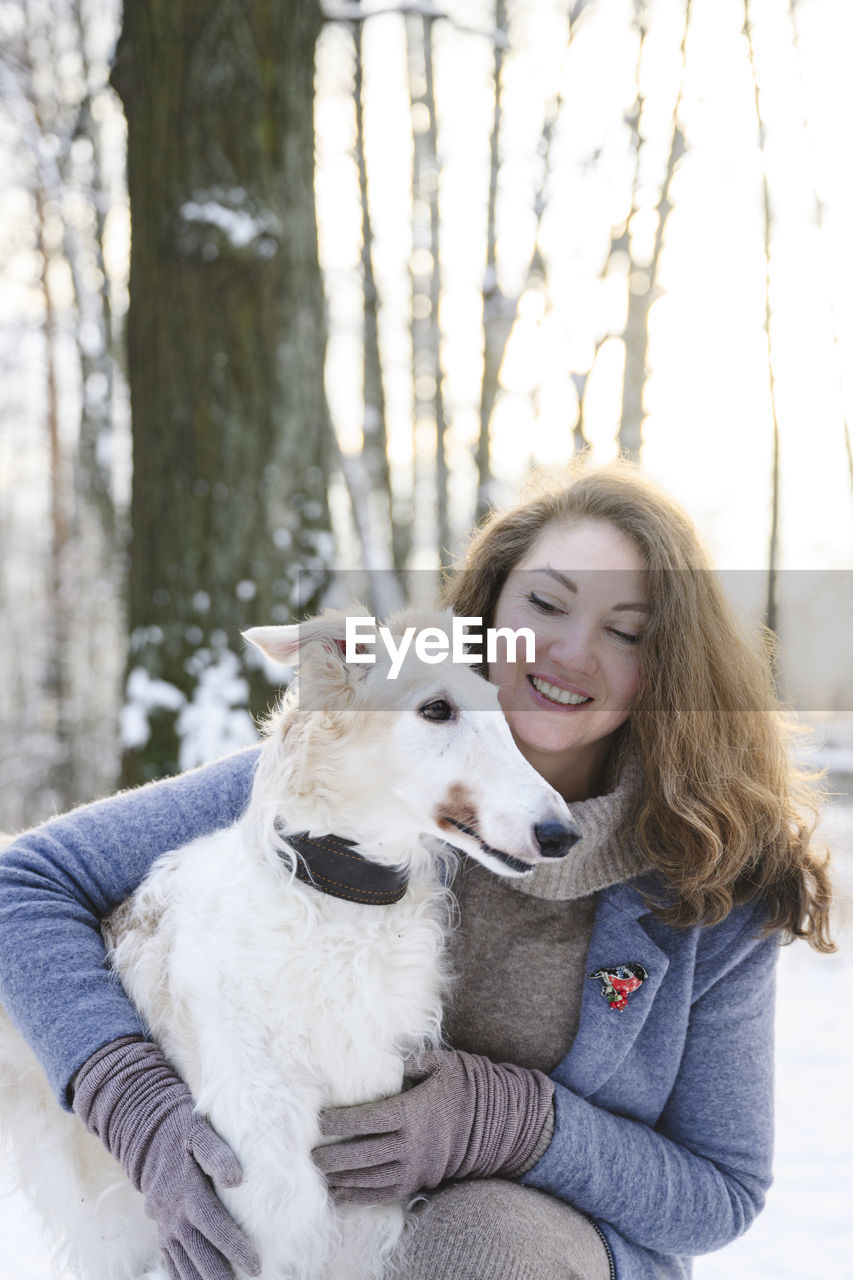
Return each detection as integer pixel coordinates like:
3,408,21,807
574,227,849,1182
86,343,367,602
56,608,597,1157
546,624,599,675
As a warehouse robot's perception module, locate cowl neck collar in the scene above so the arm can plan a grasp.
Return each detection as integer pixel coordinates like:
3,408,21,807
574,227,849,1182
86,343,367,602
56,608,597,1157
504,754,649,901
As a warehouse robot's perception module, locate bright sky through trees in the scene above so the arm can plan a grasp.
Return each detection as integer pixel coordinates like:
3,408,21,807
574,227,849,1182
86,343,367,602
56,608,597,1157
315,0,853,573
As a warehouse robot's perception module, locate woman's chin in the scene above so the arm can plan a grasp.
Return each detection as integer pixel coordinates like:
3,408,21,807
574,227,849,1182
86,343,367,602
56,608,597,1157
507,708,593,758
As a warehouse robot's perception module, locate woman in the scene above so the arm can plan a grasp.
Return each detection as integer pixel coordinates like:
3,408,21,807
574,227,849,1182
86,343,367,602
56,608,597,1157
0,462,834,1280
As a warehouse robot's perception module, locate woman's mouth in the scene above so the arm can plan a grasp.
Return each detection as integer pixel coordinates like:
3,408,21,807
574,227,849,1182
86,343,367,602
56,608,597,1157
529,676,593,707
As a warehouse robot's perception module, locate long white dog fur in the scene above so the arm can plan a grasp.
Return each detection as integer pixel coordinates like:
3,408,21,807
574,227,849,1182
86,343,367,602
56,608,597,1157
0,609,573,1280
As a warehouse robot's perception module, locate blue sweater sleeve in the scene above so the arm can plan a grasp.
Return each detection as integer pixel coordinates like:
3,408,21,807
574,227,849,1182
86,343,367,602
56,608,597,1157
521,910,778,1262
0,747,260,1108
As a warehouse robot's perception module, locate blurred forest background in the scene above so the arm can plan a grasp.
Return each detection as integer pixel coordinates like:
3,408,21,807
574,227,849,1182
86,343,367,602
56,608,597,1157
1,0,852,831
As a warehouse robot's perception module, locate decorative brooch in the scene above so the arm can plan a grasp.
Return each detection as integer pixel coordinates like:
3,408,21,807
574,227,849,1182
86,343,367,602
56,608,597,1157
589,962,649,1011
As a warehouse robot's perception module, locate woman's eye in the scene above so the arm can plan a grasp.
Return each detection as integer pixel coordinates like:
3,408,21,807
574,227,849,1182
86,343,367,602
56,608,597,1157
527,592,562,615
609,628,641,645
419,698,456,722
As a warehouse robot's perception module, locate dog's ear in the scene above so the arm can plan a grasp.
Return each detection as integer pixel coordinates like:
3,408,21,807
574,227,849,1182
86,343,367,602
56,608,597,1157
243,608,372,671
243,624,303,667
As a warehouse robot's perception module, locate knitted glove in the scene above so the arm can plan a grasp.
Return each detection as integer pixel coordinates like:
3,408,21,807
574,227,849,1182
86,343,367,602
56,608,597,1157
312,1047,555,1206
72,1037,261,1280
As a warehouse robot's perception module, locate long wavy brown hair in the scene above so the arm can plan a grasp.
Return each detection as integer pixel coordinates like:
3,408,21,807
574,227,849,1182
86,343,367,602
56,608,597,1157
445,459,835,951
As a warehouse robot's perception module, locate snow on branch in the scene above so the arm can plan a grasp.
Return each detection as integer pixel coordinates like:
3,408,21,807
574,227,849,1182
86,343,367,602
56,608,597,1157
319,0,508,47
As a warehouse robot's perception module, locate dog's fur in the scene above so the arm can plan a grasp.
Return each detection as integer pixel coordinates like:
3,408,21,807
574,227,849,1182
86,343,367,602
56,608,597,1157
0,609,573,1280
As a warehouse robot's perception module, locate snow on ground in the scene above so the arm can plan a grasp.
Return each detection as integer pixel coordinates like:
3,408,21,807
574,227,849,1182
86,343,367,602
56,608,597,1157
694,796,853,1280
1,801,851,1280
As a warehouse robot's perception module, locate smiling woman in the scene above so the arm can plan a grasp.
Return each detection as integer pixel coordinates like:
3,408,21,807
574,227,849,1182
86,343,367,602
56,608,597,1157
446,459,833,941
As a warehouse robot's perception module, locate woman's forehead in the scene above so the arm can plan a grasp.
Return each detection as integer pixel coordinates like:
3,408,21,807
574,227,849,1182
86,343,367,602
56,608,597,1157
514,518,647,576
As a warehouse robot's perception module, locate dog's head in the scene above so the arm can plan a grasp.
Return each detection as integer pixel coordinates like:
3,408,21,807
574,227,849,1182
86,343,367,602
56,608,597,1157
244,608,579,877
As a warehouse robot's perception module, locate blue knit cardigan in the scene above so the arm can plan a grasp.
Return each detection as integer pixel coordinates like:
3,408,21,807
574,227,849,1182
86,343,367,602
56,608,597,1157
0,748,777,1280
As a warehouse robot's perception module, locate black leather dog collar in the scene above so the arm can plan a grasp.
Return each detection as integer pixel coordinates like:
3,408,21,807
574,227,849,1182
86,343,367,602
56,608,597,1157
280,829,409,906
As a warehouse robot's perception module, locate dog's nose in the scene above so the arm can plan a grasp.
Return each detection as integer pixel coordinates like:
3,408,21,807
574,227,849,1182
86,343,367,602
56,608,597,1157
534,820,581,858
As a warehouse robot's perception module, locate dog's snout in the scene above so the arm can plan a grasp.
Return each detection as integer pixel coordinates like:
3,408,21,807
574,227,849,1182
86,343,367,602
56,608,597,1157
534,820,581,859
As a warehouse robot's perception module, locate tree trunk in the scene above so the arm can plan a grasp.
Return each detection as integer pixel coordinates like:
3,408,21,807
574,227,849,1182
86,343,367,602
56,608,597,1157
352,22,406,610
617,11,648,461
113,0,333,784
744,0,781,637
407,13,449,568
787,0,853,496
476,0,509,522
35,180,73,803
619,1,690,461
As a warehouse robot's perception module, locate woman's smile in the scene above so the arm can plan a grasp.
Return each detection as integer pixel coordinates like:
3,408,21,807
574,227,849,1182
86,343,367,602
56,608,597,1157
526,674,593,708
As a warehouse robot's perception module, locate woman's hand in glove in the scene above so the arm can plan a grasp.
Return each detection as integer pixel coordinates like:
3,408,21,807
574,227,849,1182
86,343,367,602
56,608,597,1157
312,1047,555,1206
72,1036,261,1280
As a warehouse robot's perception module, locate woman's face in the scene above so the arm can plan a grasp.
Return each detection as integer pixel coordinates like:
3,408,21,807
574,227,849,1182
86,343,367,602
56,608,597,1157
488,519,648,800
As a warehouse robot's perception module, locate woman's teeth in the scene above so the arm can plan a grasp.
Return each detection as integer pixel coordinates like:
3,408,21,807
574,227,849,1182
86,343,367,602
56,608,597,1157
531,677,591,706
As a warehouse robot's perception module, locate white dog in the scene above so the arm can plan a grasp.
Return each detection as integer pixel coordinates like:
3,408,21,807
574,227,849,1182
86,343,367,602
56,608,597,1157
0,609,576,1280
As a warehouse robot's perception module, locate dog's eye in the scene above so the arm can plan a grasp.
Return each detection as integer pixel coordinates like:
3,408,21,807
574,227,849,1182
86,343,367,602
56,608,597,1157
418,698,456,722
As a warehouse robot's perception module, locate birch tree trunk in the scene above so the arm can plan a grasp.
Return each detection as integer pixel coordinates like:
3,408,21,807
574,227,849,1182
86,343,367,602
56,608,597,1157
35,180,73,802
476,0,509,521
744,0,781,636
351,21,406,610
407,13,450,568
616,10,649,461
113,0,333,784
66,113,120,539
787,0,853,495
618,0,690,462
